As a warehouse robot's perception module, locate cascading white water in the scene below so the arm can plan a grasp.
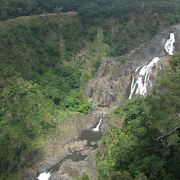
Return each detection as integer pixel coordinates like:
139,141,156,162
165,33,175,55
37,171,51,180
129,32,176,99
129,57,160,99
92,118,102,132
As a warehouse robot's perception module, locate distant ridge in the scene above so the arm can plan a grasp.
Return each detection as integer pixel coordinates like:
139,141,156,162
2,11,78,23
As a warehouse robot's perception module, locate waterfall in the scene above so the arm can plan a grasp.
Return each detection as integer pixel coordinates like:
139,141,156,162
165,33,175,55
37,171,51,180
129,57,160,99
129,32,176,99
92,118,102,132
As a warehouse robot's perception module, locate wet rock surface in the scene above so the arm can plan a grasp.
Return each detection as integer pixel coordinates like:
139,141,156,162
86,59,131,107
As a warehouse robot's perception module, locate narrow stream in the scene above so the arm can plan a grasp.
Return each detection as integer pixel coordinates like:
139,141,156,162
36,119,103,180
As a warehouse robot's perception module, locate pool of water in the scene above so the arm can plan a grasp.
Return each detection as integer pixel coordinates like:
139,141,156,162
79,129,102,147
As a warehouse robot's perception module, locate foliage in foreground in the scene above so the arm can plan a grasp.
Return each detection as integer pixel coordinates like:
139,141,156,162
97,55,180,179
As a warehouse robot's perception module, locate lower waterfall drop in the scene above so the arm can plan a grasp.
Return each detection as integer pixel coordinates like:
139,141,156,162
92,118,102,132
37,171,51,180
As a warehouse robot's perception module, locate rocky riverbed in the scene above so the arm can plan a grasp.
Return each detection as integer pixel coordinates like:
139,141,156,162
21,109,111,180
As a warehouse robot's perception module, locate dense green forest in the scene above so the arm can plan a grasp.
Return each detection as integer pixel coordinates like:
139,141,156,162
97,55,180,179
0,0,180,179
1,0,180,56
0,16,100,178
1,0,180,23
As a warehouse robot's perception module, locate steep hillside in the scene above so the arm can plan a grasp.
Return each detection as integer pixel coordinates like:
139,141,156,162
0,1,180,179
1,0,180,56
21,24,180,180
97,54,180,179
0,15,105,178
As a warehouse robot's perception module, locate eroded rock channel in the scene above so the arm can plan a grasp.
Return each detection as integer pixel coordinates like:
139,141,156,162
36,115,104,180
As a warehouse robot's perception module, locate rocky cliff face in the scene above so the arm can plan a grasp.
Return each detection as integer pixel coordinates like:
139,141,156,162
86,58,131,107
86,24,180,107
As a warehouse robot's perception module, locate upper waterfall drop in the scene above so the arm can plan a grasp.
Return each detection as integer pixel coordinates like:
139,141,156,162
165,33,175,55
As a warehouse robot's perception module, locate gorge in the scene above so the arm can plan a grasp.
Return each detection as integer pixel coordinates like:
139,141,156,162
35,27,179,180
0,1,180,180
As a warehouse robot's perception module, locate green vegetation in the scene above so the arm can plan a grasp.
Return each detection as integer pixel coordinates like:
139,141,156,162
97,55,180,179
0,79,56,174
0,15,102,178
0,9,111,176
0,16,98,108
0,0,180,179
1,0,180,56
